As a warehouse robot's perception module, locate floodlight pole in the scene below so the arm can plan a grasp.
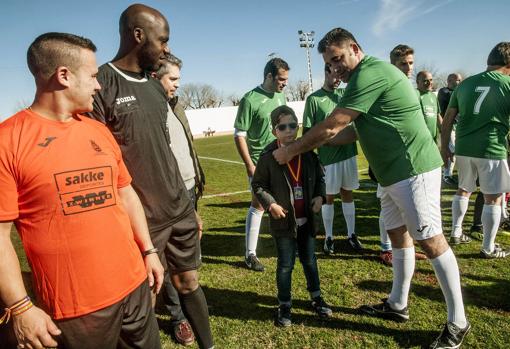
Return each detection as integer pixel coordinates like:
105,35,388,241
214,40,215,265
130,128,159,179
298,30,315,94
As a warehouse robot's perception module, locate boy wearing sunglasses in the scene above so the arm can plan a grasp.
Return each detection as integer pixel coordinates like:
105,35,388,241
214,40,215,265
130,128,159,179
251,105,332,327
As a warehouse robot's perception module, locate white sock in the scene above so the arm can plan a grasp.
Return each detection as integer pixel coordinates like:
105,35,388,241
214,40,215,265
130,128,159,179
322,204,334,239
245,206,263,257
430,248,467,328
387,247,415,310
482,204,501,253
379,211,392,251
341,202,355,238
451,195,469,238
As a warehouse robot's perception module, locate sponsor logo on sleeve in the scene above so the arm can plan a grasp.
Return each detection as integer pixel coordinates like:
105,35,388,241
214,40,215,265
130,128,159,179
54,166,116,215
90,140,102,152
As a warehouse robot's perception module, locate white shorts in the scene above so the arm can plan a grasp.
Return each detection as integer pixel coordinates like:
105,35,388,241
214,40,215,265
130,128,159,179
380,168,443,240
456,155,510,194
324,156,360,194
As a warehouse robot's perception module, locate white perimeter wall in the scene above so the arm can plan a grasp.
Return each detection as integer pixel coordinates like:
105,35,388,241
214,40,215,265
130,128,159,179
186,101,305,137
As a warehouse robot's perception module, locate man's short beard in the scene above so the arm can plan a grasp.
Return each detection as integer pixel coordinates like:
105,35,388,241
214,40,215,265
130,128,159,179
137,42,158,72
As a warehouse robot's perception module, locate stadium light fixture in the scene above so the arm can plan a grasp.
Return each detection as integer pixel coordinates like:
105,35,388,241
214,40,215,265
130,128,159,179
298,30,315,94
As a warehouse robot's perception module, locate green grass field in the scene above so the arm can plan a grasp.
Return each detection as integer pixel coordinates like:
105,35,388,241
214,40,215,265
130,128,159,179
11,134,510,348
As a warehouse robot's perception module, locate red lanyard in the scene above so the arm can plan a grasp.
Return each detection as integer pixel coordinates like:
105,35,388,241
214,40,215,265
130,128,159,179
277,140,301,182
287,154,301,183
287,155,301,183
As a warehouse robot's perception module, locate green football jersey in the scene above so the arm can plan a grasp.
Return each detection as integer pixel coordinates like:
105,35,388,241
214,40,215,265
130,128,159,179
302,88,357,165
450,71,510,159
417,90,440,141
338,56,443,186
234,86,286,164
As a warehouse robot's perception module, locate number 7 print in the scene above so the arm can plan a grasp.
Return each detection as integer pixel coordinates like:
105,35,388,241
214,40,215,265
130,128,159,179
474,86,490,114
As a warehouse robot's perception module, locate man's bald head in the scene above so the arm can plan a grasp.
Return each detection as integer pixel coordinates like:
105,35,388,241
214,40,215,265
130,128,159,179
119,4,168,40
416,70,433,92
447,73,462,89
117,4,170,72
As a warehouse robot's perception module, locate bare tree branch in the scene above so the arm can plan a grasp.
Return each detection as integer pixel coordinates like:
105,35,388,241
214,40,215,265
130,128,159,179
228,94,241,106
285,80,310,101
178,83,224,109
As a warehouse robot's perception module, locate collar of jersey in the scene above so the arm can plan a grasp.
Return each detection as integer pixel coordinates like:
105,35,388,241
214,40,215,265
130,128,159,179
108,63,148,83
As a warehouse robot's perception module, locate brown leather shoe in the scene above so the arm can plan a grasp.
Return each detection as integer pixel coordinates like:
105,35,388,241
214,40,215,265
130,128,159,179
380,251,393,266
173,320,195,346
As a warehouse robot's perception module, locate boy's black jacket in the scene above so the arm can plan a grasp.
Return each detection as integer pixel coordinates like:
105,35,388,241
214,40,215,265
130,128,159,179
251,140,326,238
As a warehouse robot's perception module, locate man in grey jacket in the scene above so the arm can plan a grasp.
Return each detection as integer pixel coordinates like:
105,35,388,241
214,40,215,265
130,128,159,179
153,53,206,346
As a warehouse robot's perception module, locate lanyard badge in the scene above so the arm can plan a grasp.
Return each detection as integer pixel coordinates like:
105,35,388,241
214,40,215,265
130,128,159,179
286,155,303,200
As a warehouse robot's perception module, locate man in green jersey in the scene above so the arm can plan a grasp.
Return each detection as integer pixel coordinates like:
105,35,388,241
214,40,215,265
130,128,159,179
417,70,442,141
377,45,428,266
303,64,361,254
274,28,469,349
234,58,289,271
442,42,510,259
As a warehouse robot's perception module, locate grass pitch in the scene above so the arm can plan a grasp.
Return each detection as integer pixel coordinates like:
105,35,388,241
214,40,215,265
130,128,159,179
10,134,510,348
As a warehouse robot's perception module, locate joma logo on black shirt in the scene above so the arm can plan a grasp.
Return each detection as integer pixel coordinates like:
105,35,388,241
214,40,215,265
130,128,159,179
115,96,137,105
65,171,104,185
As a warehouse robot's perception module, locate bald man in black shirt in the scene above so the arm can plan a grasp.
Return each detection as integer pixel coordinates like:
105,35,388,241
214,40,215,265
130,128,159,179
89,5,213,349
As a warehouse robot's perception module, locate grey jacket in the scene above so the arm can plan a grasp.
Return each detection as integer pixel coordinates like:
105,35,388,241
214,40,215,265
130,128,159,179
169,96,206,202
251,140,326,238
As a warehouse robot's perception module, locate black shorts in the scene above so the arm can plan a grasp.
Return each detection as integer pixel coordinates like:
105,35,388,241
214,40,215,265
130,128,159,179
55,280,160,349
150,209,201,274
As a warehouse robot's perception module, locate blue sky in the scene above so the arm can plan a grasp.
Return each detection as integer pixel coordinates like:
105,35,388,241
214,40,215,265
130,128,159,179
1,0,508,119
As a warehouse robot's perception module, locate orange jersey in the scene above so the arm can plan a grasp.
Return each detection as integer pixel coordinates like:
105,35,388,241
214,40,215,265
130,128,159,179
0,109,146,319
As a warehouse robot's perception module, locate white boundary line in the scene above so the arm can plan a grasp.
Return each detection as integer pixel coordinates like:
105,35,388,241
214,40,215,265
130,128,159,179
201,167,369,199
200,155,368,174
202,190,250,199
198,156,244,165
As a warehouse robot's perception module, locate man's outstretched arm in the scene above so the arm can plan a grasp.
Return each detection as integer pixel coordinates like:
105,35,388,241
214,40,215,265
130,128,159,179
273,107,360,164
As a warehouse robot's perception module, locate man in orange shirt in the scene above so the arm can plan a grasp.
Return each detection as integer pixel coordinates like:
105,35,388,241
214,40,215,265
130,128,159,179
0,32,163,349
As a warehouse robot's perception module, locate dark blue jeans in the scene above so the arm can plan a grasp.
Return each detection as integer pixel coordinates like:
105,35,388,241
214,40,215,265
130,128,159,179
274,223,321,304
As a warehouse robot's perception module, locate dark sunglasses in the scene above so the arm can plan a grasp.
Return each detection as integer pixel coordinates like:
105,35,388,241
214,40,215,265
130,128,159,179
275,122,298,131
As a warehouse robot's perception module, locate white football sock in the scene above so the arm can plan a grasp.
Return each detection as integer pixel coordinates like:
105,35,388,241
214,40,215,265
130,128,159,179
430,248,467,328
451,195,469,238
482,204,501,253
387,247,415,310
341,201,355,238
245,206,263,257
322,204,334,239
